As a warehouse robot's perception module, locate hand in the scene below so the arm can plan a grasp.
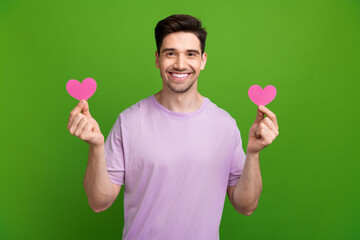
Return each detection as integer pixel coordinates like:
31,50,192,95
67,100,104,147
246,105,279,154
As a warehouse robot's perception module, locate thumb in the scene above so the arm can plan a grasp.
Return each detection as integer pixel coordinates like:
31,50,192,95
79,100,91,117
254,105,264,124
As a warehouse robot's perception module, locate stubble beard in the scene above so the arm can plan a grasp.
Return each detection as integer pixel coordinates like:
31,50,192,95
163,71,198,94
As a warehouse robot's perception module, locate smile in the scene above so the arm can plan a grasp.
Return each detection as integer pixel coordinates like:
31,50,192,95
168,72,192,81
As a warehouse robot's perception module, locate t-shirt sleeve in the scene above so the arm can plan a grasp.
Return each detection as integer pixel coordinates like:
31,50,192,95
104,114,125,186
228,121,246,186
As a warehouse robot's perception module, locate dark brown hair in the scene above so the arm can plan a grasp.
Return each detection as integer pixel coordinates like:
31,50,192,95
154,14,207,56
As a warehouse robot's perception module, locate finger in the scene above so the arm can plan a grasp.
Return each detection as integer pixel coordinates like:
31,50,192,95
80,123,92,140
80,100,91,117
255,123,267,139
255,125,261,139
69,113,86,133
69,100,91,126
254,105,265,124
69,113,84,134
75,117,89,136
256,122,275,143
88,117,98,129
69,102,84,128
261,117,279,136
258,105,278,130
263,130,276,145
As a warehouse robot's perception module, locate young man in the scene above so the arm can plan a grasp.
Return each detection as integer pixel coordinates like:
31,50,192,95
68,14,279,240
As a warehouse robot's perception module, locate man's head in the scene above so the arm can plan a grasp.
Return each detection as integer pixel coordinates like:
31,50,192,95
155,14,207,56
154,14,208,94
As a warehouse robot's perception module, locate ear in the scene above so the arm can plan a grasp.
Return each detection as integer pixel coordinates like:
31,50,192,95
155,50,160,69
200,52,207,70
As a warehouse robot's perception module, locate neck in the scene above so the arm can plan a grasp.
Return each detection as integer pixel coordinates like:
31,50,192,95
154,89,204,114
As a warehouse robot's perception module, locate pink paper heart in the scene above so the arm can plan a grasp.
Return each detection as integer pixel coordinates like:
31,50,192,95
66,78,97,101
248,85,277,106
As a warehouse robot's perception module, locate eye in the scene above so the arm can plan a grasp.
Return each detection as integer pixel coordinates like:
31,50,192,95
166,52,175,56
188,53,196,57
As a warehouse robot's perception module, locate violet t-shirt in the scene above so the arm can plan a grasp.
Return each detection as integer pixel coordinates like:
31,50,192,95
104,94,246,240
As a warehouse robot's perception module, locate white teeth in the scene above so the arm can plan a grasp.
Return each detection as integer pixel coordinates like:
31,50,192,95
171,73,189,78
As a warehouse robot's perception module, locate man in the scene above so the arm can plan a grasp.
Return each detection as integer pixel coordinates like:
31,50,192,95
67,14,279,240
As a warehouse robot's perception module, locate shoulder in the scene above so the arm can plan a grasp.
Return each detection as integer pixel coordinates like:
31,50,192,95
206,98,237,127
207,99,245,147
118,95,153,122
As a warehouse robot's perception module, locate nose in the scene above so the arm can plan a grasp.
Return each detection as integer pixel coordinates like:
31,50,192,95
174,54,186,70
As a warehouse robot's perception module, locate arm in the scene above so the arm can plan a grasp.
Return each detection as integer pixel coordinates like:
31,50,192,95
229,152,262,216
67,100,120,213
229,105,278,215
83,143,115,213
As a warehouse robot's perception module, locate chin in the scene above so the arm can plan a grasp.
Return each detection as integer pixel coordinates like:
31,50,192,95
168,80,197,93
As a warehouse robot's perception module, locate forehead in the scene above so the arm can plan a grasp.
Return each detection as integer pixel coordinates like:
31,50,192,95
161,31,201,51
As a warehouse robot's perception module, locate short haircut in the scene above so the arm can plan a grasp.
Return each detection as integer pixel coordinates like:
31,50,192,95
154,14,207,56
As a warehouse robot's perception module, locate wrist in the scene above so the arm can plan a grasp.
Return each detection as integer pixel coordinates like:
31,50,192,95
246,149,260,158
89,142,104,151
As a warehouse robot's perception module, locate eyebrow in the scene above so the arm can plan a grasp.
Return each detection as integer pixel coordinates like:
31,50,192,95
161,48,200,55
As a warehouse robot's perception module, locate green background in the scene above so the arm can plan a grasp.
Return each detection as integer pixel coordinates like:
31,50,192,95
1,0,359,239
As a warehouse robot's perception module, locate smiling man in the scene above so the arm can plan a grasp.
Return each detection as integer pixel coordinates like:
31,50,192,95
72,14,279,240
154,30,206,111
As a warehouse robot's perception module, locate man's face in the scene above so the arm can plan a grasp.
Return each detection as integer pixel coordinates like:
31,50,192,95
155,31,207,94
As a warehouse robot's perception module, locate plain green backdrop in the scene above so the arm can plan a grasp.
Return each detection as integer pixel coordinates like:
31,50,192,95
1,0,359,239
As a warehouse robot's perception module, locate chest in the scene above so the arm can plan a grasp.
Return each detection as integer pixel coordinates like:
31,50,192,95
124,117,234,177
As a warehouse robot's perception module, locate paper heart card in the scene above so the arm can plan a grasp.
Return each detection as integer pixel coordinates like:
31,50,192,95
66,78,97,101
248,85,277,106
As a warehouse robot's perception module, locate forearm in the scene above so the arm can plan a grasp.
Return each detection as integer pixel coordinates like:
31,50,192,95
233,151,262,214
83,143,113,212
